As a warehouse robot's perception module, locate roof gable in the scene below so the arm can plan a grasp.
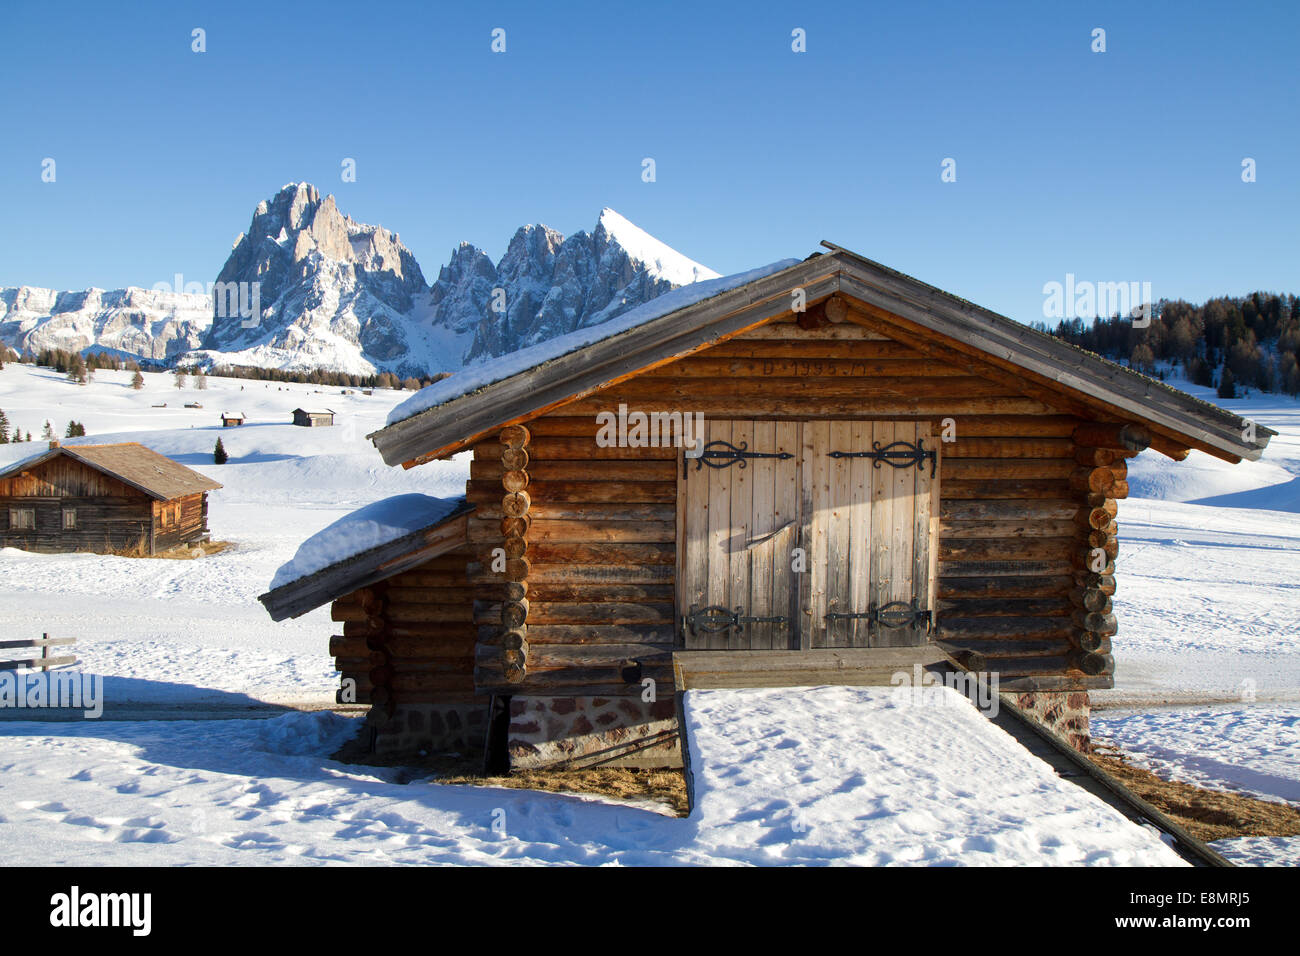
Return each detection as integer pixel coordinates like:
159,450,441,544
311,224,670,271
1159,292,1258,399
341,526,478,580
0,443,223,500
368,247,1273,466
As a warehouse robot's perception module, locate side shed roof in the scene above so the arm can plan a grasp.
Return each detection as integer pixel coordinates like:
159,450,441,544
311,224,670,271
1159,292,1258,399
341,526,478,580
258,494,473,621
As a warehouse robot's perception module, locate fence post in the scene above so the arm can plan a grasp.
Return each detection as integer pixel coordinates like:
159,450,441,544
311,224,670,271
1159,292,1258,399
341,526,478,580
41,633,49,672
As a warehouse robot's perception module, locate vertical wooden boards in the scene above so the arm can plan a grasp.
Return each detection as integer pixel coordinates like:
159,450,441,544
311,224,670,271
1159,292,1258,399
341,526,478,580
747,421,777,650
679,420,801,650
800,421,827,650
678,418,936,652
728,419,755,650
772,421,802,651
705,420,733,650
868,421,897,646
847,420,873,647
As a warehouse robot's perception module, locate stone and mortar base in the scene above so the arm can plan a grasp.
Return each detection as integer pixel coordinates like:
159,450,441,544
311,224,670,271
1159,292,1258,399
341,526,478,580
368,702,490,756
508,696,682,770
1008,691,1091,752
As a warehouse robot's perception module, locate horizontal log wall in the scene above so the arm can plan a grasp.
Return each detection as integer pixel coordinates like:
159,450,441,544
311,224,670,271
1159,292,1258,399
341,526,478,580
152,492,210,551
330,547,481,711
463,315,1119,692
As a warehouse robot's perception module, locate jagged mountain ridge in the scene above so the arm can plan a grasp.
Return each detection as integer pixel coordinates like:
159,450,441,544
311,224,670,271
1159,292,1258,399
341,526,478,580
0,184,719,377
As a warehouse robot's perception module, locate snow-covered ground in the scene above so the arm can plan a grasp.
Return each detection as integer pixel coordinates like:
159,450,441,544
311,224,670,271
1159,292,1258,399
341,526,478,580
0,688,1185,866
0,361,1297,865
0,364,466,707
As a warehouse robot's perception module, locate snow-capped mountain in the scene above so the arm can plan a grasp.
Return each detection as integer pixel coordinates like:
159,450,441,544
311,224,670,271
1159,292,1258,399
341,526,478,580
0,286,210,362
0,184,719,378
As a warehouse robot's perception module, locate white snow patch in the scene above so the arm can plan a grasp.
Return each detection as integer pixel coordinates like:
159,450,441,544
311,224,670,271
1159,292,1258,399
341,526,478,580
682,685,1186,866
597,208,721,286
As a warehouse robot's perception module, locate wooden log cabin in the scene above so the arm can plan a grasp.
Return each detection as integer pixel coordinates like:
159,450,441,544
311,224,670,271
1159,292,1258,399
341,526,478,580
0,441,222,555
261,245,1272,767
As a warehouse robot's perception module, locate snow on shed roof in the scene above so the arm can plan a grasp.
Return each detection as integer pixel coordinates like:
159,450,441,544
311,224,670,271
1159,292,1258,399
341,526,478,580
259,493,472,620
269,494,466,591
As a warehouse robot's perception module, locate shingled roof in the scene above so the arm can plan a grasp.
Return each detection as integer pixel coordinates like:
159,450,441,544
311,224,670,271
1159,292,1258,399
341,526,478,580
0,443,223,500
368,245,1274,467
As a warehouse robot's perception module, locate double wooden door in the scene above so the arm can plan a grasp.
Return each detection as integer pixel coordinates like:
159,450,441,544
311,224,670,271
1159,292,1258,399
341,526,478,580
677,420,938,650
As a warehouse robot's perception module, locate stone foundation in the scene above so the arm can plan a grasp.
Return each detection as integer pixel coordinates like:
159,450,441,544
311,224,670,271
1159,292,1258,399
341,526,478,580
1008,691,1091,751
507,695,682,769
370,701,490,756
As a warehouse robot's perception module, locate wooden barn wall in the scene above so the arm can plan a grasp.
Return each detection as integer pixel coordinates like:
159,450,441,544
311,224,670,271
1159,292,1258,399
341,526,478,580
152,492,210,551
465,314,1118,696
0,456,156,553
329,545,480,711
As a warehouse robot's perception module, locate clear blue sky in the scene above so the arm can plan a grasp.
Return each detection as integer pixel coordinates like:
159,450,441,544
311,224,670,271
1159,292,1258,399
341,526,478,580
1,0,1296,323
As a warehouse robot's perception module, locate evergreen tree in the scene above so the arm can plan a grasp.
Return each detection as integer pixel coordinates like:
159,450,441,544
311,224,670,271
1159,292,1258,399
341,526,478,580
0,409,9,443
131,370,145,390
67,354,88,385
41,421,54,441
213,437,228,465
1217,367,1237,399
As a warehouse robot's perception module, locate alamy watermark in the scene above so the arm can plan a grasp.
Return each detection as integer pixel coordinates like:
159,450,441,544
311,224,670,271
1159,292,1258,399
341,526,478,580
595,403,704,456
889,663,999,716
152,273,261,328
0,669,103,718
1042,274,1152,326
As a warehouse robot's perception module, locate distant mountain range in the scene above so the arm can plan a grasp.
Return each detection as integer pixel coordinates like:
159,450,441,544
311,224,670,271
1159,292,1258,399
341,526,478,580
0,183,718,377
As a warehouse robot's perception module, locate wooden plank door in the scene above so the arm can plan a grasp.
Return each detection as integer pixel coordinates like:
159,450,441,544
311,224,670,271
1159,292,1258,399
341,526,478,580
678,419,800,650
679,419,937,650
804,421,937,649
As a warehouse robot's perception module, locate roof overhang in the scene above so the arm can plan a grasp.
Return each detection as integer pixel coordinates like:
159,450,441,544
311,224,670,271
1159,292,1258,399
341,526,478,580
257,503,474,621
368,248,1273,466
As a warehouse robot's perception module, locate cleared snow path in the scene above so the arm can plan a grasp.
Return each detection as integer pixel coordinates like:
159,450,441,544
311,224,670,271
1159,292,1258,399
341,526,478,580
681,686,1186,866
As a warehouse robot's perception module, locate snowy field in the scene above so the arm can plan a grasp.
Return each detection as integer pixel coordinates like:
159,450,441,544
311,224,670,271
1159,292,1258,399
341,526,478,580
0,361,1297,865
0,364,466,707
0,688,1184,866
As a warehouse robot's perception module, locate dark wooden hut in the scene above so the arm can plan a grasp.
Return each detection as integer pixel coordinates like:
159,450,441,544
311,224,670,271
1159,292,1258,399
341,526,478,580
292,408,335,427
262,245,1272,768
0,442,222,554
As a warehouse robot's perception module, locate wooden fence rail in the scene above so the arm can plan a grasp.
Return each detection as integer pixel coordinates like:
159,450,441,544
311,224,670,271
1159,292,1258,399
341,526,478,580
0,634,77,672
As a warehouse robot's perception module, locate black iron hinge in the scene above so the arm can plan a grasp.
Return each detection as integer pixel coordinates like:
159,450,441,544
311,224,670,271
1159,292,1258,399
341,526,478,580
827,439,937,477
685,440,794,478
683,604,789,637
825,600,932,632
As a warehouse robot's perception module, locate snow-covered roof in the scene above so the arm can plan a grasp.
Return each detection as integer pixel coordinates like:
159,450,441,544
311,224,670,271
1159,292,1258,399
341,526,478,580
369,245,1274,468
267,493,466,593
385,258,799,428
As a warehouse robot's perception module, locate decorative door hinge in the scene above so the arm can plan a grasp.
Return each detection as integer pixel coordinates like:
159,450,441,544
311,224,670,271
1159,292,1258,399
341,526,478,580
686,440,794,478
827,439,937,477
684,604,789,637
826,601,932,632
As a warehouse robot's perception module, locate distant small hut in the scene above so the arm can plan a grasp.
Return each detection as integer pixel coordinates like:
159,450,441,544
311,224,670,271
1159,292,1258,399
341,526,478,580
292,408,335,427
0,442,222,554
221,413,245,428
